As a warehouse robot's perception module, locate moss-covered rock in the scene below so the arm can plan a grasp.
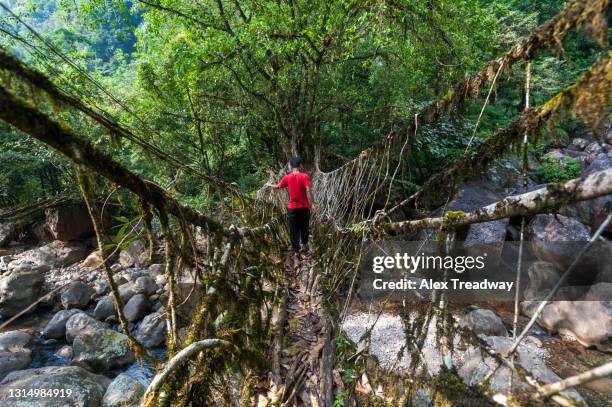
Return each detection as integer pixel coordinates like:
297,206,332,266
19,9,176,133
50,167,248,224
72,329,135,371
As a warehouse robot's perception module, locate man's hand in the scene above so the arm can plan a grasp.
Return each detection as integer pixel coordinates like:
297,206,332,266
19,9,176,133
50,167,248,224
309,204,316,214
265,182,278,189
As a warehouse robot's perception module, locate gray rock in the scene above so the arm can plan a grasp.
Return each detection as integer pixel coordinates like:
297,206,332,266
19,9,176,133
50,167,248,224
55,345,73,359
572,153,612,233
46,203,95,241
459,309,507,336
522,297,612,352
65,312,106,343
118,283,135,303
133,276,157,296
72,329,135,371
135,312,166,347
61,281,94,309
479,336,582,402
155,274,166,286
0,330,35,351
92,280,108,296
148,263,164,277
529,214,590,270
13,240,88,268
0,331,35,381
0,269,44,317
102,373,144,407
93,296,117,321
583,282,612,301
0,350,32,382
424,182,509,255
7,261,49,274
0,366,108,406
119,240,146,269
571,138,588,150
523,261,561,301
43,309,82,339
585,142,604,155
124,294,150,322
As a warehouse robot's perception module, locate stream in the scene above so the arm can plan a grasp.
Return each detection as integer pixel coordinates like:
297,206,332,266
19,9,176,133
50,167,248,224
1,306,165,387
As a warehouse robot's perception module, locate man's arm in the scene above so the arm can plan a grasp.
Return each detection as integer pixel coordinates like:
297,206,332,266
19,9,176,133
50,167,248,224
306,185,316,212
266,176,286,189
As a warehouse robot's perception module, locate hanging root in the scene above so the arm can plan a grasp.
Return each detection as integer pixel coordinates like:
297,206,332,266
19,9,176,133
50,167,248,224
138,198,157,262
75,164,157,365
157,209,181,354
143,339,231,406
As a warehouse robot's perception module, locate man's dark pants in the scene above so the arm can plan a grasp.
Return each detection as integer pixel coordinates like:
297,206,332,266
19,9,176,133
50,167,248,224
288,208,310,251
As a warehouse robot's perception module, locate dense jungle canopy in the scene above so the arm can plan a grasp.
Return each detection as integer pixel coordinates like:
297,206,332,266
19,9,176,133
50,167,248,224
0,1,611,406
0,0,608,208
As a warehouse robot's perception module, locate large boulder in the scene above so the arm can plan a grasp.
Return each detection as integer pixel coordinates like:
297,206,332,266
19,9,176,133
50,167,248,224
569,153,612,233
0,268,44,317
123,294,150,322
93,296,117,321
61,281,95,309
445,183,509,245
72,329,135,371
458,309,507,336
522,292,612,352
102,373,145,407
119,240,147,269
42,309,82,339
0,331,35,381
6,261,49,275
46,203,95,241
13,240,88,269
457,336,583,403
0,222,18,247
0,366,108,407
65,312,106,343
135,311,166,347
529,214,590,267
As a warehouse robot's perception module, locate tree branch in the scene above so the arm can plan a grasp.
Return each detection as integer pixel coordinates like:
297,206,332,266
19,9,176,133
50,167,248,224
383,168,612,234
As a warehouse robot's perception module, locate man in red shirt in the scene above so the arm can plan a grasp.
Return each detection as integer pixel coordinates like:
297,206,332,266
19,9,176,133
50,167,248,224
265,156,315,253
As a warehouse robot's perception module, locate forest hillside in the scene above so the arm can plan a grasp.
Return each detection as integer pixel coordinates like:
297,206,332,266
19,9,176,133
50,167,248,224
0,1,610,406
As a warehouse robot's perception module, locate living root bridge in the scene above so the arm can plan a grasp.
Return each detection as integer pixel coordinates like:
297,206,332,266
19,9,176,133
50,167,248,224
383,167,612,234
330,0,609,175
391,54,612,212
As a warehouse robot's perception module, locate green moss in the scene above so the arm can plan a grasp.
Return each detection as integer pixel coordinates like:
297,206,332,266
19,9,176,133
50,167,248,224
432,367,493,407
443,210,465,223
535,155,580,183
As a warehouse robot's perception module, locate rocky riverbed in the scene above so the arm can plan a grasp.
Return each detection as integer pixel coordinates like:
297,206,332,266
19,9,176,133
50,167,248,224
0,237,170,407
0,125,610,406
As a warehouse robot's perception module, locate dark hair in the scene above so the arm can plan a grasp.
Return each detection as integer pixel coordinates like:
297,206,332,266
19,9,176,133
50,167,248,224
289,156,302,168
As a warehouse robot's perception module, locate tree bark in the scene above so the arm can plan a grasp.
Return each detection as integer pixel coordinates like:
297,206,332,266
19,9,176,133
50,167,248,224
143,338,231,406
383,168,612,234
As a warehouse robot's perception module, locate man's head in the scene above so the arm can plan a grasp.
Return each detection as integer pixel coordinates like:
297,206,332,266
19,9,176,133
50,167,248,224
289,156,302,169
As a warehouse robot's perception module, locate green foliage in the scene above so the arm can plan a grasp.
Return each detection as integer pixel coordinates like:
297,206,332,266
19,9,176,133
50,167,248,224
342,368,356,385
0,0,606,210
333,390,348,407
335,332,349,352
104,215,140,250
535,156,580,183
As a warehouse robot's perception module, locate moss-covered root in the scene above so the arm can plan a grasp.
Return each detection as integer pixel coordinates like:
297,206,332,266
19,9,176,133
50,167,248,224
75,164,157,366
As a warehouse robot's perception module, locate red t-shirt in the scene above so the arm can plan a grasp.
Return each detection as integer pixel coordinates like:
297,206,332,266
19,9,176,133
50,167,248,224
279,172,311,209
